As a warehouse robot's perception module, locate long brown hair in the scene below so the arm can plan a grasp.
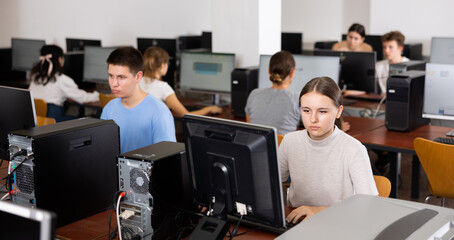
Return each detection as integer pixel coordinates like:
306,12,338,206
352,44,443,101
299,77,344,130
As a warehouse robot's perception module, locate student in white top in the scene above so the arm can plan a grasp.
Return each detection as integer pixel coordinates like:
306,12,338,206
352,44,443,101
332,23,373,52
279,77,378,224
28,45,99,122
376,31,409,94
140,46,222,117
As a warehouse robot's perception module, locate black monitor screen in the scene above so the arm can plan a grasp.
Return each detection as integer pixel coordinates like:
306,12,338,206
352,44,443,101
314,49,377,93
83,46,116,84
0,201,56,240
11,38,45,71
342,34,383,60
182,114,285,229
66,38,101,52
0,86,37,159
281,32,303,54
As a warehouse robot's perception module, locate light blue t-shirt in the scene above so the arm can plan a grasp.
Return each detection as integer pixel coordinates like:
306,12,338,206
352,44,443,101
101,94,176,153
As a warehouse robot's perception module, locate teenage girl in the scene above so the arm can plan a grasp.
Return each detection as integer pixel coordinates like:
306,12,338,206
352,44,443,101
279,77,378,223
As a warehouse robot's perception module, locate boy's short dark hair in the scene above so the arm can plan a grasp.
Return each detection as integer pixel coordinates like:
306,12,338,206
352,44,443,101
106,47,144,75
381,31,405,47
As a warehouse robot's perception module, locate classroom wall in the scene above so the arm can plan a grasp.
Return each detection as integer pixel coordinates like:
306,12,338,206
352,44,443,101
0,0,212,49
1,0,454,56
369,0,454,56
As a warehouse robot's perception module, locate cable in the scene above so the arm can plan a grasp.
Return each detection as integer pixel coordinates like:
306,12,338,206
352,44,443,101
373,95,386,119
116,192,126,240
229,214,244,240
0,193,9,201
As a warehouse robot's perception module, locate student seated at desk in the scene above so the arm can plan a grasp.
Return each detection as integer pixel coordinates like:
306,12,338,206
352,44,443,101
279,77,378,224
376,31,409,95
29,45,99,122
332,23,373,52
140,46,222,117
100,47,176,153
245,51,301,135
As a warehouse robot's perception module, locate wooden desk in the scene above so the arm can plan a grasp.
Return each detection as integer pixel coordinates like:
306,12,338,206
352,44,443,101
355,124,452,198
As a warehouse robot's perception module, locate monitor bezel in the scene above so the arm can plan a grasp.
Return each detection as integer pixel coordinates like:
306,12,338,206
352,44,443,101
179,51,235,94
0,200,56,240
182,114,286,228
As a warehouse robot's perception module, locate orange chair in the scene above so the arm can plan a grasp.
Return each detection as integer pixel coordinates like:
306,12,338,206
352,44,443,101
37,116,56,126
99,93,115,108
414,137,454,206
278,134,284,146
373,175,391,198
34,98,47,117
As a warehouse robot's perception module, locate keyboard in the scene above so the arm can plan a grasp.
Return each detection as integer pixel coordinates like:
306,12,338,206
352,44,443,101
433,137,454,145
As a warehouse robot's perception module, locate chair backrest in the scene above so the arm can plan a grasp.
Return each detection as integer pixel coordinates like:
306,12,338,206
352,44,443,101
373,175,391,198
277,134,284,146
37,116,56,126
414,137,454,199
99,93,115,108
34,98,47,117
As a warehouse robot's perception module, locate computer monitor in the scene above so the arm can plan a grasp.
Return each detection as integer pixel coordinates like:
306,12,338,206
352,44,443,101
314,49,377,93
83,46,116,84
11,38,45,71
0,86,37,160
179,51,235,104
258,54,340,93
137,38,178,89
0,201,57,240
65,38,101,52
423,63,454,123
430,37,454,64
281,32,303,54
182,114,285,238
342,34,383,60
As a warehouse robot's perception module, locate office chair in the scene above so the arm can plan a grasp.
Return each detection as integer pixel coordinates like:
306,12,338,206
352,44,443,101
34,98,48,117
37,116,56,126
99,93,115,108
373,175,391,198
278,134,284,146
414,137,454,206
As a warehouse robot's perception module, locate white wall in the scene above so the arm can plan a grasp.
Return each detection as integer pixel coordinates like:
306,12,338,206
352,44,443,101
0,0,212,48
2,0,454,57
370,0,454,56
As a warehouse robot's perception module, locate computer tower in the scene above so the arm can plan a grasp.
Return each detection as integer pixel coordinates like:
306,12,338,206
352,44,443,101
231,67,258,118
385,71,430,131
389,60,426,75
8,118,119,226
117,141,197,240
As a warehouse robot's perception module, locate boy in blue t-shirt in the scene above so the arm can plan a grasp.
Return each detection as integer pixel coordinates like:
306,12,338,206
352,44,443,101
101,47,175,153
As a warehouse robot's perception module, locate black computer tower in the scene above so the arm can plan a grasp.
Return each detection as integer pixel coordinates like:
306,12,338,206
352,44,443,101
389,60,426,75
8,118,119,226
117,141,197,240
231,67,258,118
385,71,430,131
